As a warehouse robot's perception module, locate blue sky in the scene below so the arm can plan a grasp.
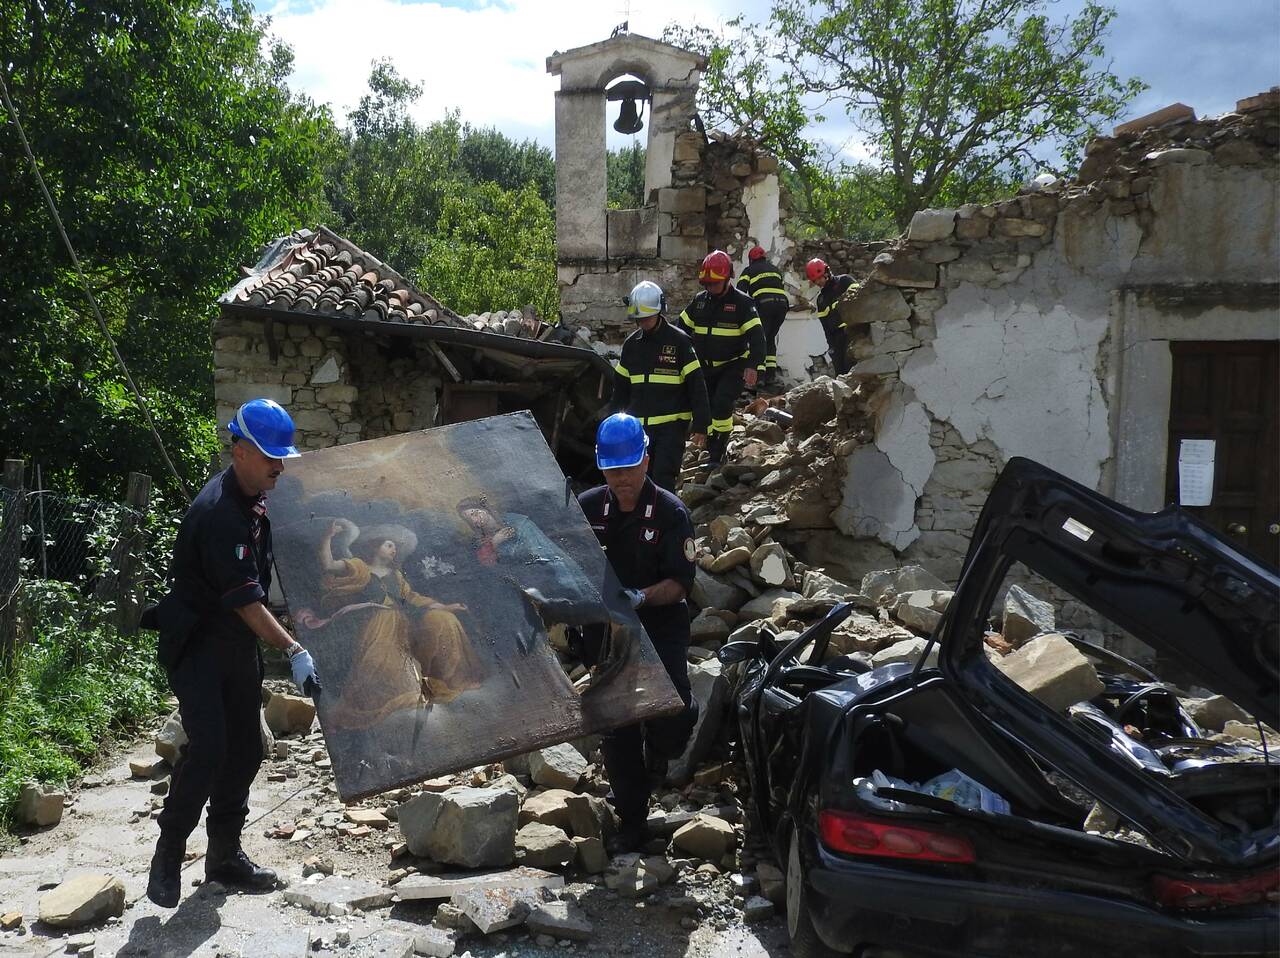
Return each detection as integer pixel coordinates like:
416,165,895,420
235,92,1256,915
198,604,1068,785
258,0,1280,160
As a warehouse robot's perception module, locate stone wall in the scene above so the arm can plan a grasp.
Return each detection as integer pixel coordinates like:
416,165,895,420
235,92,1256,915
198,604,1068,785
212,316,443,451
815,91,1279,587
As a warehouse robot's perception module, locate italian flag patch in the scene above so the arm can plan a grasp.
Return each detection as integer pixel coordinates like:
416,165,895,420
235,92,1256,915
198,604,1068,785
234,545,249,561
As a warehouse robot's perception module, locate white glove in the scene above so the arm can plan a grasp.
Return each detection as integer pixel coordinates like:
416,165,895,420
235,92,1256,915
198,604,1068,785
622,588,646,610
290,648,321,697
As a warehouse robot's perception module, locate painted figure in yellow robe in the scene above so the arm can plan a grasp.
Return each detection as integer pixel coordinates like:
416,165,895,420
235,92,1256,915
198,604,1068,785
311,519,483,730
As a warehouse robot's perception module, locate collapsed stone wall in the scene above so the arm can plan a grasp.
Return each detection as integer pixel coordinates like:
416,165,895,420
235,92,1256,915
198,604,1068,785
813,91,1279,588
213,317,442,451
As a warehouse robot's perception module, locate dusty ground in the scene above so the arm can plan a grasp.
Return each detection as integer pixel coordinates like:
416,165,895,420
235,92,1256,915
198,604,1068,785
0,698,794,958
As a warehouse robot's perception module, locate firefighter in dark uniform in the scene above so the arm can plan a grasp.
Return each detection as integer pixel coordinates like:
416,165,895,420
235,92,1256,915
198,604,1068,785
739,245,790,386
578,414,699,851
678,249,766,469
611,280,711,492
145,399,321,908
807,257,856,375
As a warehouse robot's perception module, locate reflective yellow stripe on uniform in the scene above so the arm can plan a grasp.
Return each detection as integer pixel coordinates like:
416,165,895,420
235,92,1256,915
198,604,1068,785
709,349,751,367
636,373,684,385
709,416,734,434
764,355,777,369
642,412,693,425
681,358,701,377
753,287,787,298
816,303,846,329
615,364,630,377
740,317,762,332
708,325,745,336
680,310,709,335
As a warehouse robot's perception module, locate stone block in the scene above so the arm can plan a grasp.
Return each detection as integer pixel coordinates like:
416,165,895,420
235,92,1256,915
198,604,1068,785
749,543,790,587
283,875,393,917
892,591,945,634
689,611,732,646
1113,102,1194,136
1236,89,1280,113
995,217,1047,238
514,822,575,870
17,783,65,827
155,710,187,763
564,793,615,842
394,866,563,902
1182,695,1250,733
1002,584,1056,646
743,895,774,922
659,235,709,262
707,546,752,573
873,254,937,288
860,565,948,606
787,376,837,436
452,885,553,934
955,216,990,240
264,693,316,736
37,875,125,927
396,786,519,868
672,814,736,860
409,926,459,958
993,633,1104,712
691,568,748,612
907,208,956,242
573,836,609,874
528,743,587,790
345,809,390,830
1144,148,1211,166
519,789,576,830
871,637,938,668
838,286,911,329
657,187,706,215
526,900,593,942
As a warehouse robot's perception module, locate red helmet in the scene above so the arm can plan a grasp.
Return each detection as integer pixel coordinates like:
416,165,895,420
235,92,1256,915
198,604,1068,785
699,250,733,284
747,245,766,261
805,258,829,283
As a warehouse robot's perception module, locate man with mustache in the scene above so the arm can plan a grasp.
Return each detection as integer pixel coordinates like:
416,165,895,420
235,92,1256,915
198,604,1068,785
146,398,320,908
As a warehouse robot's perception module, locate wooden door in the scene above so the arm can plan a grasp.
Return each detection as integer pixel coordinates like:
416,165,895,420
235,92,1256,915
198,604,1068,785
1166,341,1279,564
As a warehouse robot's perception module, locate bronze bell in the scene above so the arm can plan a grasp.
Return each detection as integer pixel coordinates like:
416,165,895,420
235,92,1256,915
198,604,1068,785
613,96,643,135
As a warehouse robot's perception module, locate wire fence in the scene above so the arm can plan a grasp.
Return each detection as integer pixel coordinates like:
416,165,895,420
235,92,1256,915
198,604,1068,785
0,470,156,659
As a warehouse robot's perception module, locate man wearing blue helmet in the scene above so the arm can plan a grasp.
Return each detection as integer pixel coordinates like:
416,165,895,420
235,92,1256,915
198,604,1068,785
146,398,321,908
577,414,699,851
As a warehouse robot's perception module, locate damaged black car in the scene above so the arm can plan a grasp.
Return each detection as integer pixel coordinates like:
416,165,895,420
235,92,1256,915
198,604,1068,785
720,457,1279,957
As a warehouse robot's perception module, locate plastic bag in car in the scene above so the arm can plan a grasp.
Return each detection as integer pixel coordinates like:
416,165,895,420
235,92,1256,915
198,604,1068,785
921,769,1011,815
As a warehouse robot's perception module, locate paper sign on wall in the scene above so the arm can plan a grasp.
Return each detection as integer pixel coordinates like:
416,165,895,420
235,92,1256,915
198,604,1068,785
1178,439,1215,507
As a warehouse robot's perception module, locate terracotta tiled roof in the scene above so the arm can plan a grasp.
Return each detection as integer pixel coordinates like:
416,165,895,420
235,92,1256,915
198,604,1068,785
219,226,467,327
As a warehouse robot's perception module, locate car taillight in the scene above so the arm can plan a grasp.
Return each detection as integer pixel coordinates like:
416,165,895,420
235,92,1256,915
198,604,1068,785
819,809,976,864
1152,870,1280,909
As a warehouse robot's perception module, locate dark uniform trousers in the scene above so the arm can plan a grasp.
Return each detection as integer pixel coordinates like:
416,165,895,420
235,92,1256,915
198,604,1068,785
157,635,264,841
646,421,690,493
578,479,699,827
757,300,788,375
153,466,274,845
704,359,749,465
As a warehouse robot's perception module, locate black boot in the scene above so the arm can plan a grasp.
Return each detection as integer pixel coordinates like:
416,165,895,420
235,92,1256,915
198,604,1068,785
146,833,185,908
608,819,651,854
205,832,277,890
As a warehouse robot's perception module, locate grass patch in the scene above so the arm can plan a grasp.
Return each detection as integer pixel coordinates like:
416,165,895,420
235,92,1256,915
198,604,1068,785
0,581,169,830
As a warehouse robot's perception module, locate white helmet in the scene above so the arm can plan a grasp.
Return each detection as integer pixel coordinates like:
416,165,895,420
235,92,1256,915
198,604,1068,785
626,280,666,320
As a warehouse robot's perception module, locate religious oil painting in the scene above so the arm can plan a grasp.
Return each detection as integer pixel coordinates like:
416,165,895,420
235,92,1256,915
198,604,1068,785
270,412,683,800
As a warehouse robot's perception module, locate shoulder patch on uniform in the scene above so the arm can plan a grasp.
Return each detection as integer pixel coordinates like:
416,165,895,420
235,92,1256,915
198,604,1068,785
234,544,249,561
683,537,696,561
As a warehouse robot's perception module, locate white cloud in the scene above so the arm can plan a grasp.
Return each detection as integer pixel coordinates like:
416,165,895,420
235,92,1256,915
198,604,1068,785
264,0,764,148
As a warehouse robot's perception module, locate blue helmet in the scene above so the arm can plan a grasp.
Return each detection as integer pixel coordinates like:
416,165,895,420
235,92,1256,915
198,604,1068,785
596,413,649,470
227,398,301,459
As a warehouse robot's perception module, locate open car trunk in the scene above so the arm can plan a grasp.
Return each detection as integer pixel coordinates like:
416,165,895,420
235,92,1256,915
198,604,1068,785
914,458,1280,870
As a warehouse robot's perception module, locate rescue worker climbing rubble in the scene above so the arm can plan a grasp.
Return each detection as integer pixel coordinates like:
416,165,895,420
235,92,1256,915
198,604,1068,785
679,250,765,471
577,414,698,852
808,257,856,375
145,399,321,908
611,280,710,492
738,245,790,387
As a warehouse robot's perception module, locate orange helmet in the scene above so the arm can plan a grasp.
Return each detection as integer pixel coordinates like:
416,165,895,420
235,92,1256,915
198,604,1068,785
805,258,829,283
748,245,766,261
699,250,733,285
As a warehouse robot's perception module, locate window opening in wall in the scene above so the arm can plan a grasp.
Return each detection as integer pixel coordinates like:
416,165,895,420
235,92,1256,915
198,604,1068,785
605,75,649,209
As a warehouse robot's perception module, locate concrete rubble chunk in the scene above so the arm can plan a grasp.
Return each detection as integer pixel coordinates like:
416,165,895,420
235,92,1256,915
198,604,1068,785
907,208,957,242
37,875,125,928
17,782,66,827
755,862,785,905
861,566,948,606
1182,694,1250,733
518,789,576,830
691,568,748,612
128,755,167,778
672,814,736,860
994,633,1105,712
1144,147,1210,166
786,377,837,437
1002,584,1056,646
573,836,609,874
738,588,804,621
345,808,389,830
749,543,790,587
892,593,943,634
0,912,22,931
514,822,575,870
668,660,726,785
528,744,588,790
395,866,564,901
526,900,594,942
564,793,614,842
397,786,519,868
410,925,460,957
743,895,775,922
708,515,737,549
154,710,187,763
283,874,393,916
264,693,316,736
451,885,553,934
871,637,938,669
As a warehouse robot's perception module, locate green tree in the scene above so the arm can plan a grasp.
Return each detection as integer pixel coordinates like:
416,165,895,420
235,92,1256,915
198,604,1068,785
1,0,335,496
457,127,555,207
606,143,647,209
669,0,1144,234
